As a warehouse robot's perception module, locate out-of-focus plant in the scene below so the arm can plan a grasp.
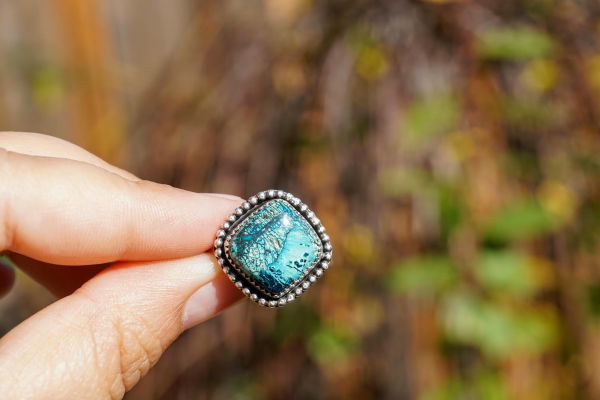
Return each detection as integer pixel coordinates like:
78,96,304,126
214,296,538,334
476,28,557,61
5,0,600,398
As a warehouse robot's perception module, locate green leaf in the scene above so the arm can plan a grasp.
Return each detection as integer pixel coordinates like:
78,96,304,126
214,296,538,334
476,28,557,61
378,168,433,197
473,371,509,400
476,304,518,357
512,311,558,354
307,326,359,367
500,97,562,130
439,184,462,237
402,94,459,144
442,293,520,358
421,378,463,400
422,372,509,400
31,65,64,110
387,255,458,296
484,200,558,242
475,250,537,296
442,292,558,359
442,292,485,346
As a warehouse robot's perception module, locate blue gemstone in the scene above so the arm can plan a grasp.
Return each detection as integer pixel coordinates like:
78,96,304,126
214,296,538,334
228,200,321,294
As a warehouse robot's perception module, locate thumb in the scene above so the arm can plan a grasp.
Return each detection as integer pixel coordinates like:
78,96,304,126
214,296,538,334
0,254,244,400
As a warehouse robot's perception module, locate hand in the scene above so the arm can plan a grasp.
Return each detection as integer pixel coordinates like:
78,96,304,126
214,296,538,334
0,132,245,399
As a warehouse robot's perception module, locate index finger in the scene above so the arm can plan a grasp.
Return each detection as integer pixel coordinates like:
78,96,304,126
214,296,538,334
0,149,242,265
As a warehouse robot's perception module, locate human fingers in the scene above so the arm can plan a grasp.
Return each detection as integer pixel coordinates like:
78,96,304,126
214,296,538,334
0,131,139,181
0,132,238,297
0,253,245,400
0,149,242,265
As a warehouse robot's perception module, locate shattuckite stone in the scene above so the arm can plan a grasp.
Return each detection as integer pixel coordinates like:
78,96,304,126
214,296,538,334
228,200,321,294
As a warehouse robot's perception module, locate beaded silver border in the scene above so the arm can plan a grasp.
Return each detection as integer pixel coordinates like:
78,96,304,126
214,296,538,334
213,190,332,308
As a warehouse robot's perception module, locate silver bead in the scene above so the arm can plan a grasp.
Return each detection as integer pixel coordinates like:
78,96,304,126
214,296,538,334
269,300,278,308
306,211,315,219
317,226,326,234
285,193,294,201
251,294,258,301
309,275,317,283
278,298,287,307
268,190,276,198
236,281,244,289
235,207,244,216
321,261,329,270
295,288,303,296
218,258,226,266
259,298,267,306
223,266,231,274
310,217,320,226
315,268,323,277
243,288,251,296
257,192,267,201
228,214,237,223
214,248,223,258
214,238,224,248
299,204,308,212
222,221,231,230
242,202,251,210
324,243,332,252
249,196,259,205
291,197,301,206
216,229,226,238
229,274,237,282
323,253,332,261
277,190,285,198
287,293,295,302
320,233,330,242
302,281,310,290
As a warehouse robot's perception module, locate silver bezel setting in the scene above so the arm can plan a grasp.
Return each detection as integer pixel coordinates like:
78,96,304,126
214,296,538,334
224,199,324,299
213,190,332,308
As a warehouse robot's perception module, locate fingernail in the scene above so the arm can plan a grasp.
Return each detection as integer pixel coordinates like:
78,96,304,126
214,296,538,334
202,193,243,201
182,273,246,330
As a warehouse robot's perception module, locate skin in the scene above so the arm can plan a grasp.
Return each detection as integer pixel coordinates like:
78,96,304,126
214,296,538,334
0,132,246,400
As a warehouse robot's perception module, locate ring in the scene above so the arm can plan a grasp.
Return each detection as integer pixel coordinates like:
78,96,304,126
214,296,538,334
214,190,332,308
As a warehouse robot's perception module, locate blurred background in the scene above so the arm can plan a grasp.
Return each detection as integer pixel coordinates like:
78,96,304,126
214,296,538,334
1,0,600,398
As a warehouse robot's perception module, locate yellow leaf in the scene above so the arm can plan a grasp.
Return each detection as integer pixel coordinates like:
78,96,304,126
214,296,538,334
521,59,559,92
536,180,578,221
356,47,389,81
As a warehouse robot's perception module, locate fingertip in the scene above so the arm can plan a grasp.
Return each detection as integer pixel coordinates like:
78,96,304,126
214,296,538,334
1,151,247,265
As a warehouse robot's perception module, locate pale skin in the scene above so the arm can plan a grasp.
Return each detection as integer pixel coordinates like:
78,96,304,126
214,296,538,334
0,131,246,399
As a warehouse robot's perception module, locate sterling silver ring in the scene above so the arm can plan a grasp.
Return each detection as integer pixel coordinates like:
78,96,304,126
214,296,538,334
214,190,332,308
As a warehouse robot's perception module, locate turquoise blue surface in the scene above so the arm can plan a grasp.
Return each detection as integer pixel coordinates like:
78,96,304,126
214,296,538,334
229,200,321,294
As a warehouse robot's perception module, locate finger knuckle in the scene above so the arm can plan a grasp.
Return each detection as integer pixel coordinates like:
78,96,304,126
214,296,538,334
75,292,171,399
105,304,183,397
113,317,164,390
